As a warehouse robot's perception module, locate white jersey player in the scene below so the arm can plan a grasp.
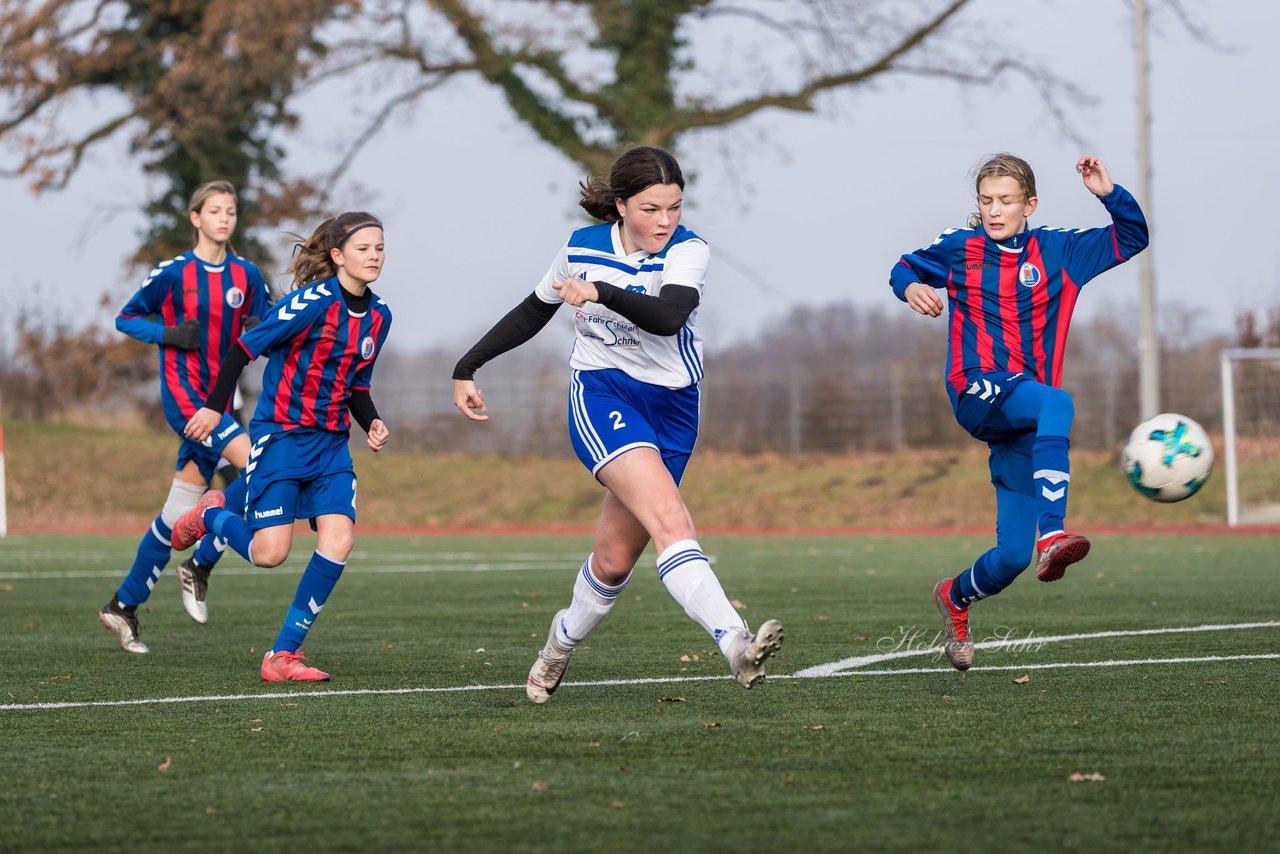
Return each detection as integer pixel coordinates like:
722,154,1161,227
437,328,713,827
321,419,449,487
452,145,783,704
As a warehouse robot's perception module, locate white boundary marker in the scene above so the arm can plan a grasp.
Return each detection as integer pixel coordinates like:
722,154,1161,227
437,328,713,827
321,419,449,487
2,621,1273,712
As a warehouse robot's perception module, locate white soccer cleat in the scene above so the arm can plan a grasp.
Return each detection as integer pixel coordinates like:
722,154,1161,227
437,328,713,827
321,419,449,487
177,558,212,624
99,596,150,654
726,619,784,689
177,557,211,624
527,609,574,705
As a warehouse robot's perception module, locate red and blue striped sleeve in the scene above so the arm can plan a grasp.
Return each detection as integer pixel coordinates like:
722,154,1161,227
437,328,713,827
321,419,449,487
115,261,177,345
890,229,963,301
1061,185,1149,286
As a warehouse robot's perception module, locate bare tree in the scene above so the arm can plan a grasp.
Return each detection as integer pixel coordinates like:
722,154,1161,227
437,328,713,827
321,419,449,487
3,1,1086,229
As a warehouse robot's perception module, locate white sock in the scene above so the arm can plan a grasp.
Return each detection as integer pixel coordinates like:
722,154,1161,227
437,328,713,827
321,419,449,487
558,555,628,648
657,539,747,653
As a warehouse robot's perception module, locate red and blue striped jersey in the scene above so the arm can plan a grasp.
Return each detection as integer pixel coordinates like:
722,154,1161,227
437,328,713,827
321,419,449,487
117,250,271,430
238,276,392,434
890,185,1148,408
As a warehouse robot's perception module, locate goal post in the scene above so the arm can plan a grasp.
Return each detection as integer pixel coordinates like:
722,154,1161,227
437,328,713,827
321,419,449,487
1220,347,1280,526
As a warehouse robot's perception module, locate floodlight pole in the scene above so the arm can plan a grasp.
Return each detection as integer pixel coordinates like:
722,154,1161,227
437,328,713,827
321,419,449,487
1135,0,1160,418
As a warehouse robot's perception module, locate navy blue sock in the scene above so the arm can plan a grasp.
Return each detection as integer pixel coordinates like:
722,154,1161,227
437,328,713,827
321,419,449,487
952,566,977,607
192,474,248,570
1032,435,1071,536
273,551,346,653
205,507,255,563
117,516,172,607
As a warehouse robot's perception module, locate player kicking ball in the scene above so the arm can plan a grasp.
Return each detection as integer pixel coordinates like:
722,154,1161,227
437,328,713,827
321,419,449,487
889,154,1148,670
453,146,783,702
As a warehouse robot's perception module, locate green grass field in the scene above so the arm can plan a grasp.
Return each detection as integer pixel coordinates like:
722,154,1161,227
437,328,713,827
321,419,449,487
1,534,1276,852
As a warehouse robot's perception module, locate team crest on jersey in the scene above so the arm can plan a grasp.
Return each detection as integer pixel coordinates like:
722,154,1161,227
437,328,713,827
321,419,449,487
1019,262,1042,287
360,335,375,360
225,287,245,308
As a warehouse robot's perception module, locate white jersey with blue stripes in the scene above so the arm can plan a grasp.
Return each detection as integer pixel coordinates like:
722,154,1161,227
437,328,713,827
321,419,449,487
534,221,707,389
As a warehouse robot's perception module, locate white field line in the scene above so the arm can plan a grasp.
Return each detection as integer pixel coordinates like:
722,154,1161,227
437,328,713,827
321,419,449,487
1,622,1274,712
0,550,588,562
793,620,1279,677
0,562,576,580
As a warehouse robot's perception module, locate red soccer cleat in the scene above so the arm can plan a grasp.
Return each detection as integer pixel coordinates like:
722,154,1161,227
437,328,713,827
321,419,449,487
170,490,225,551
261,650,331,682
933,577,974,671
1034,532,1091,582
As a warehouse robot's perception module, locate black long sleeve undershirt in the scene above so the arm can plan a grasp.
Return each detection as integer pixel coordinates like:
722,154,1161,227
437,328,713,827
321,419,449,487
203,343,251,415
347,388,380,432
592,282,699,336
453,292,561,380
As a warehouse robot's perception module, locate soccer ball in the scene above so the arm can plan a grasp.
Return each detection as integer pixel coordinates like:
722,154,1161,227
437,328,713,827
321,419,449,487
1121,413,1214,503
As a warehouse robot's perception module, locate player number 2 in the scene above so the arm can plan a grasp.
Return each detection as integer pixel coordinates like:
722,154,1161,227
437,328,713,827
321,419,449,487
609,411,626,430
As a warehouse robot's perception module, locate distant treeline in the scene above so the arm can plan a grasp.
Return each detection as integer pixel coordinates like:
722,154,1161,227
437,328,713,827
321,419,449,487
3,300,1277,456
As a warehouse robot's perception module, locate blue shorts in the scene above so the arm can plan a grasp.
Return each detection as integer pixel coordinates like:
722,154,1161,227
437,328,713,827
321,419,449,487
567,369,699,484
243,428,357,531
174,413,246,482
953,370,1036,444
988,432,1036,498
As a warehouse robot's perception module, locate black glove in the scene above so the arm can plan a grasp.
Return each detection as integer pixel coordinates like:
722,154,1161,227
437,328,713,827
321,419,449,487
242,315,261,332
161,318,201,350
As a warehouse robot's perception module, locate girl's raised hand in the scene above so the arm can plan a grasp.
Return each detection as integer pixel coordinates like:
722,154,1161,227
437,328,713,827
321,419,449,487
1076,156,1114,197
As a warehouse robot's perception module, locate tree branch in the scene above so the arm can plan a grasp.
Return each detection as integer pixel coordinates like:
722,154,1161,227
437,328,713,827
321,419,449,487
676,0,973,130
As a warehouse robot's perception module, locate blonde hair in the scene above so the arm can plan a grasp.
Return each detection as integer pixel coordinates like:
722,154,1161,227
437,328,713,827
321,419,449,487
286,211,383,289
967,153,1037,228
187,180,239,247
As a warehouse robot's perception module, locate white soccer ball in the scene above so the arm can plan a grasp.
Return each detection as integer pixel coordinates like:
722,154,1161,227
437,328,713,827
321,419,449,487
1121,412,1214,503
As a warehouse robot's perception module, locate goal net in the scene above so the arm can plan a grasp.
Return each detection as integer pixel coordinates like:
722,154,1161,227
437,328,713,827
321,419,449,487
1220,348,1280,525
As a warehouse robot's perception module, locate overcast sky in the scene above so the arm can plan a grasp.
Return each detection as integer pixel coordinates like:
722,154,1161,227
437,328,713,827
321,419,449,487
2,1,1276,358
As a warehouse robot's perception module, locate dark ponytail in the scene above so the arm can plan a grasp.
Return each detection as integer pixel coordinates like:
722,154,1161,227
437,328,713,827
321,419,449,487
579,145,685,222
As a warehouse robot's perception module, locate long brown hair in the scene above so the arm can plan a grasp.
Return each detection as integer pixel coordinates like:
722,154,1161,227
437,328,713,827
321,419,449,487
286,211,383,289
579,145,685,222
967,153,1037,228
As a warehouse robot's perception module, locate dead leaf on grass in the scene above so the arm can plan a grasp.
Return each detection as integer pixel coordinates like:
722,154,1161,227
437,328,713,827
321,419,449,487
1013,675,1031,685
814,614,830,621
282,703,298,709
704,721,721,728
730,598,746,609
803,725,828,731
659,696,686,703
1068,772,1105,782
157,757,173,773
0,583,13,592
48,674,73,681
248,718,264,723
250,727,264,733
609,801,625,809
531,781,548,794
204,806,217,815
